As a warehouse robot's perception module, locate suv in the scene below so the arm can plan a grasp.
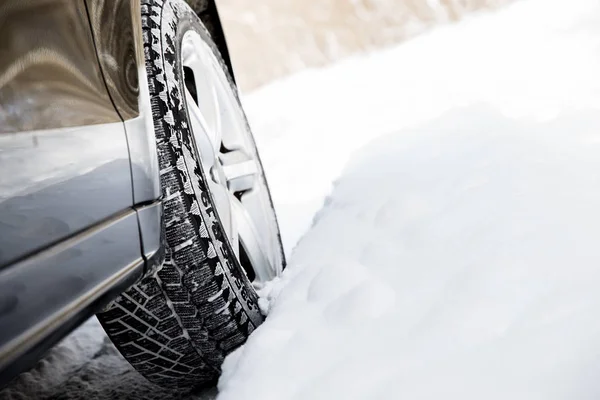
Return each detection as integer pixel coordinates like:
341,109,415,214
0,0,284,391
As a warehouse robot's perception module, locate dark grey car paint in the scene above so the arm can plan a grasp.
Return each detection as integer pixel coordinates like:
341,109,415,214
0,209,145,385
0,0,233,388
0,0,153,384
85,0,141,121
0,123,133,268
85,0,161,204
0,0,134,267
136,201,166,276
0,0,122,132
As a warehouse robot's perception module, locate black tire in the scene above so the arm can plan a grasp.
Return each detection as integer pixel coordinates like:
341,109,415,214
97,0,283,391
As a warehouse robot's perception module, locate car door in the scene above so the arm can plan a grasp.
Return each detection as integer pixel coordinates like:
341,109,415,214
0,0,135,267
0,0,158,384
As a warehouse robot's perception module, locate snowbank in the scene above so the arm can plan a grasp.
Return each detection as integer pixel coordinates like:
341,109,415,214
220,108,600,399
218,0,600,398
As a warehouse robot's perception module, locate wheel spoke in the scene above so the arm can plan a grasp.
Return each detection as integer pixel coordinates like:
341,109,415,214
209,82,222,154
219,150,258,193
194,73,222,154
183,42,222,155
231,196,276,282
185,87,217,169
226,192,239,259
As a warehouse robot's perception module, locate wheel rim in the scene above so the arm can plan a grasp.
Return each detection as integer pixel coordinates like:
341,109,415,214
180,30,282,286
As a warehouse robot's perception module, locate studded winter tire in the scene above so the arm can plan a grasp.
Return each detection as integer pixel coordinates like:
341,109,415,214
96,0,285,391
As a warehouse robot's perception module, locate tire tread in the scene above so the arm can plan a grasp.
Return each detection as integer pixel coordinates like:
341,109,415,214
97,0,264,390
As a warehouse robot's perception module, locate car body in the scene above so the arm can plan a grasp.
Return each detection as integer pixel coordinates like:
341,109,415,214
0,0,235,386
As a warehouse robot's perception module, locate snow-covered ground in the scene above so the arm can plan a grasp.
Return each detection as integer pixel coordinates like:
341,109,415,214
4,0,600,398
220,0,600,398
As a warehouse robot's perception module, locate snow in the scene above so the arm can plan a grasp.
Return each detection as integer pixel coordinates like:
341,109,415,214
2,318,217,400
245,0,600,255
4,0,600,398
220,110,600,399
218,0,600,398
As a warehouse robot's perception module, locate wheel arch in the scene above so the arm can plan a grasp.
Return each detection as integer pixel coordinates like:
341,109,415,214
184,0,237,83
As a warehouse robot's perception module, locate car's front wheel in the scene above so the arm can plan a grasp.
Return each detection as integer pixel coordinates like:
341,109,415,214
97,0,285,390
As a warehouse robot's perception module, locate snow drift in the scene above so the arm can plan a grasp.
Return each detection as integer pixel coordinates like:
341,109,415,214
219,108,600,399
218,0,600,398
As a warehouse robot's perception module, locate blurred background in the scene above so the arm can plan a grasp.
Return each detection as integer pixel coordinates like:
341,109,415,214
219,0,514,91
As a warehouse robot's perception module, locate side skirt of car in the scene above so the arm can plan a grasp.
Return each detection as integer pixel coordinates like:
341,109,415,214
0,201,165,387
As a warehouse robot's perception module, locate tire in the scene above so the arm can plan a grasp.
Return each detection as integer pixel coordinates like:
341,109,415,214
97,0,284,390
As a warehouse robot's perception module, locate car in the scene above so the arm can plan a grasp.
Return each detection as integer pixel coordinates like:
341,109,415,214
0,0,285,391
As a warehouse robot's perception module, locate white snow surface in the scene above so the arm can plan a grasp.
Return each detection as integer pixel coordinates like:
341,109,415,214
218,0,600,398
246,0,600,255
4,0,600,398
